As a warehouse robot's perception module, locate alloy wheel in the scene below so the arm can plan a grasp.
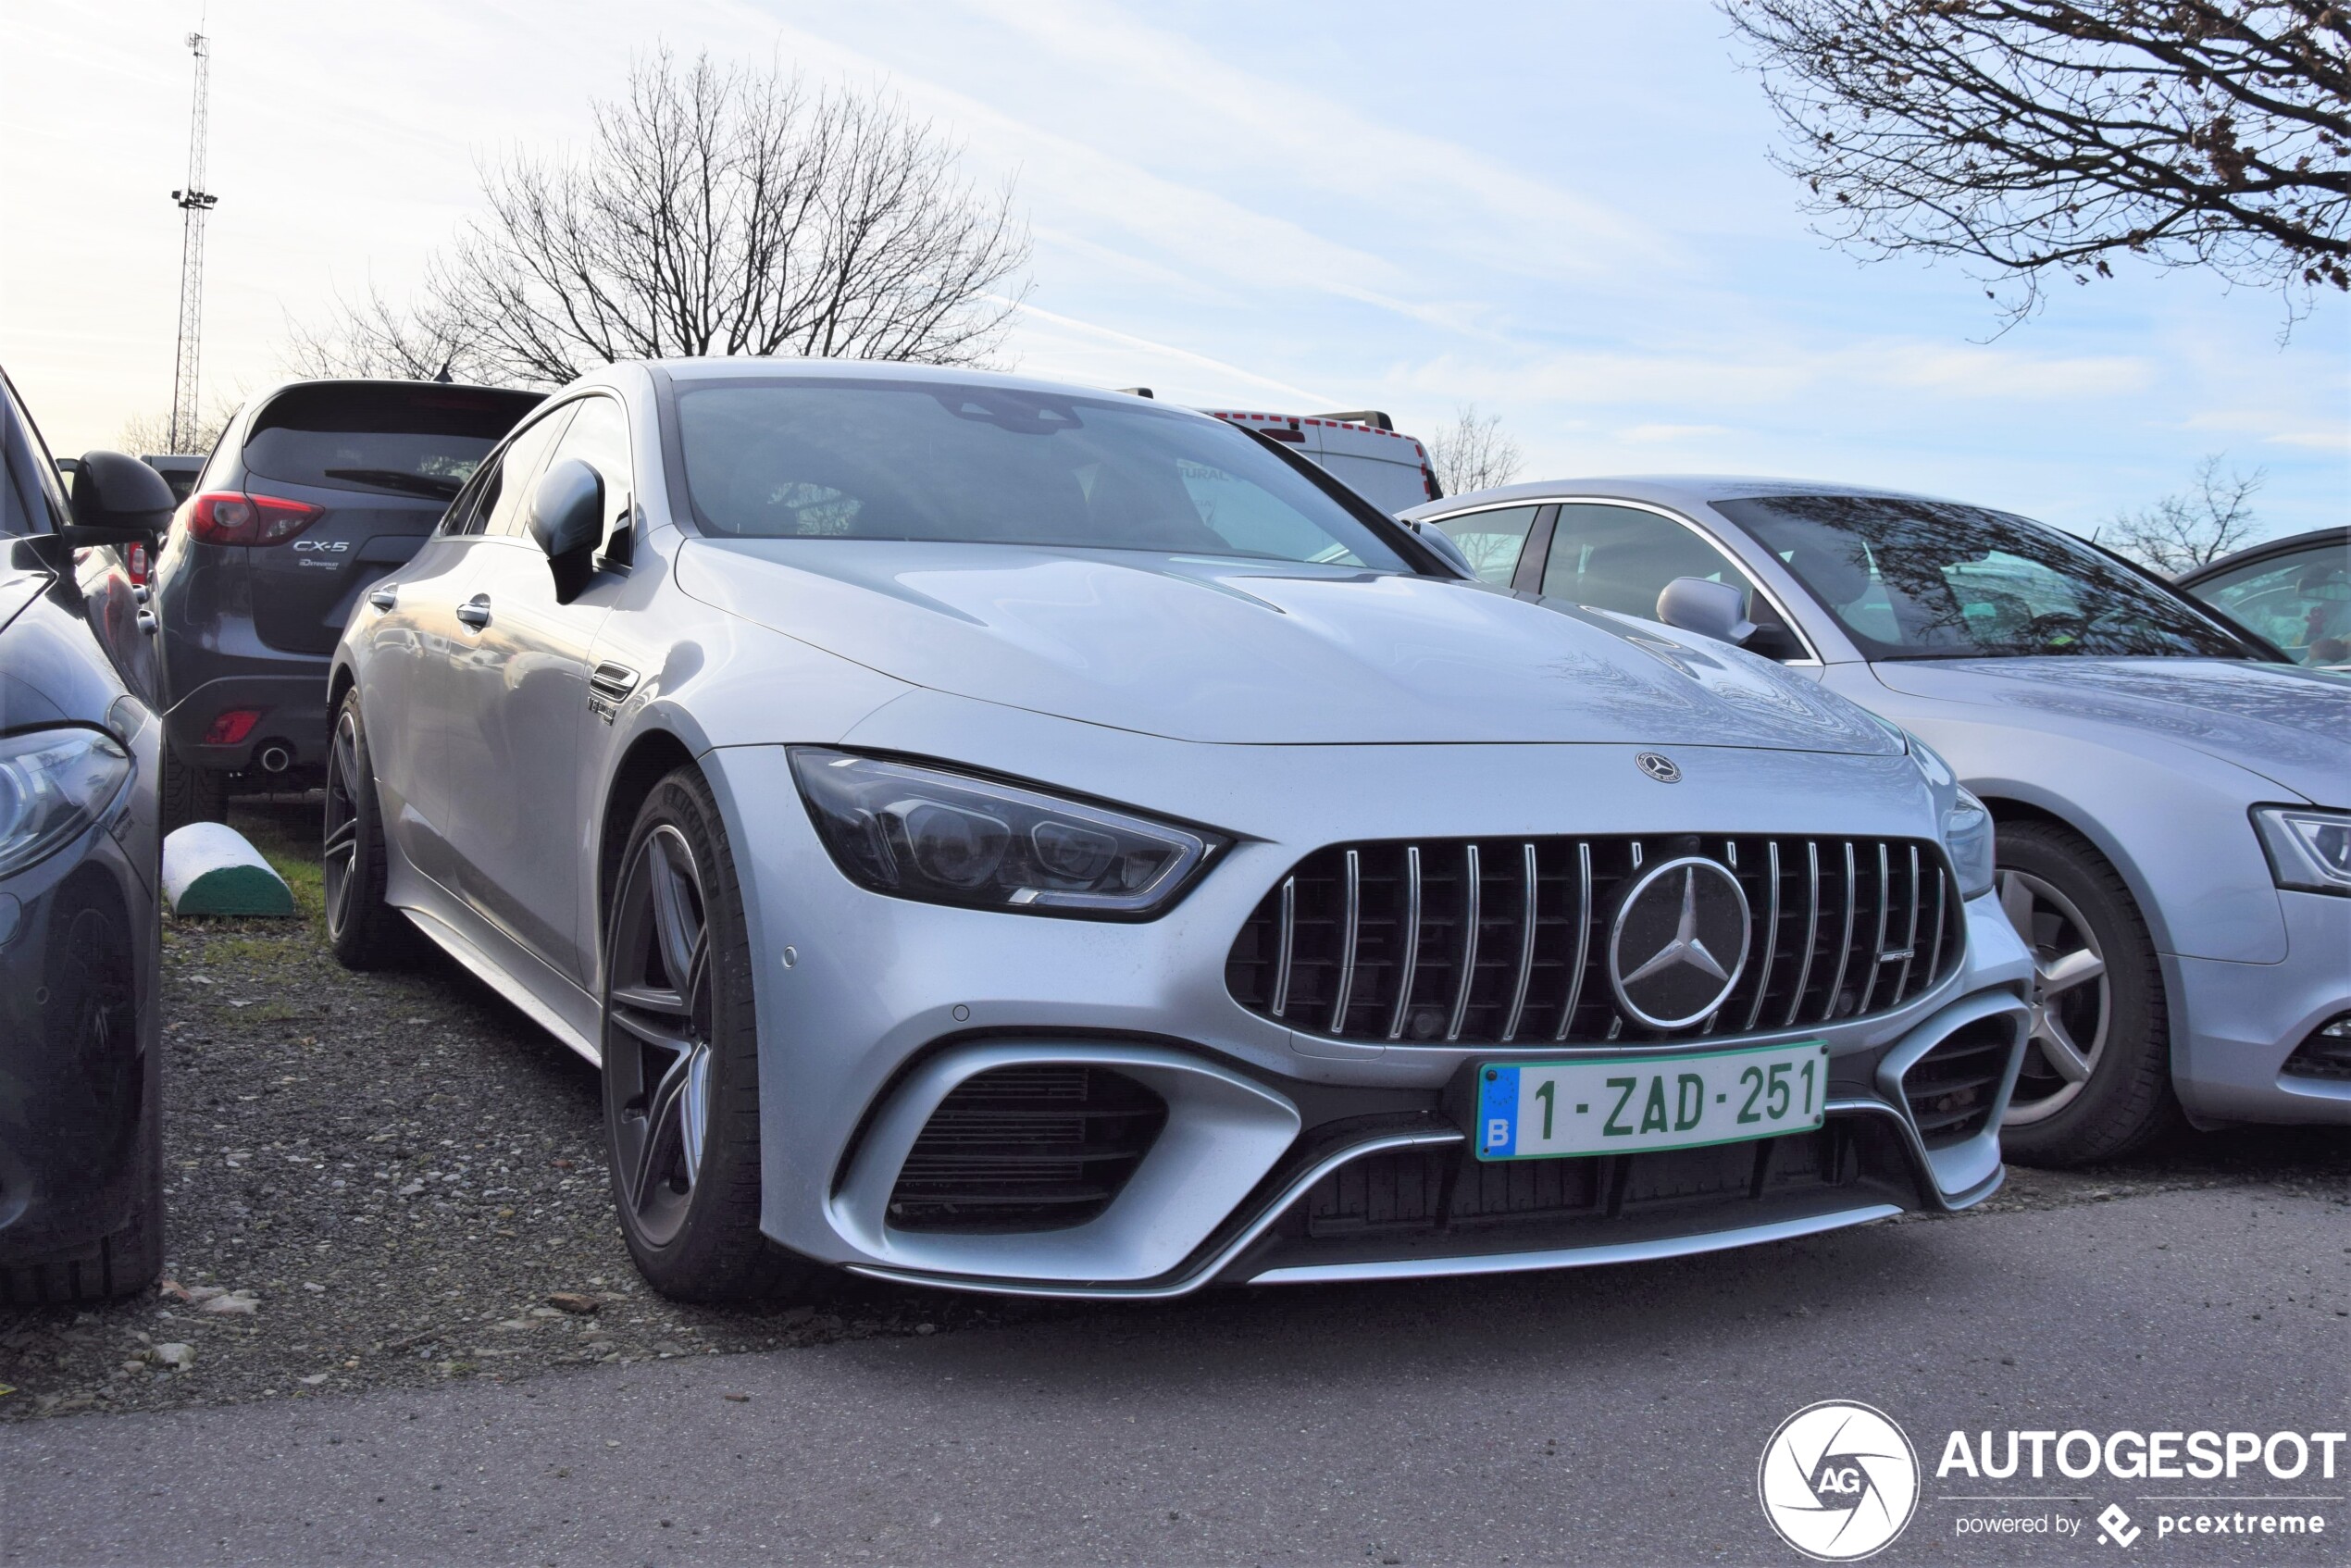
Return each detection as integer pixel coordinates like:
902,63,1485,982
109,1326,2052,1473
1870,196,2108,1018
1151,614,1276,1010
1997,867,2110,1124
605,825,715,1248
322,709,364,939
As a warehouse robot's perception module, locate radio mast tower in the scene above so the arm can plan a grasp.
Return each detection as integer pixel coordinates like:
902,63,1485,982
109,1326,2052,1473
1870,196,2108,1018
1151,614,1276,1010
168,30,218,454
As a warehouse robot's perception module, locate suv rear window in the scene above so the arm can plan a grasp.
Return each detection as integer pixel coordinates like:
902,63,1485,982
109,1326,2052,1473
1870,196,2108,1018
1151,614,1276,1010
242,383,542,503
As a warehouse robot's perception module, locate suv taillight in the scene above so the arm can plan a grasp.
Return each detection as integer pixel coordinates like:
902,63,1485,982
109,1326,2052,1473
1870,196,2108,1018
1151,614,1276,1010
185,491,324,546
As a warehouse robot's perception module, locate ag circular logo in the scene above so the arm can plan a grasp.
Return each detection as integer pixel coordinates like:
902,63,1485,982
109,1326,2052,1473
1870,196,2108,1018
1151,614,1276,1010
1606,856,1750,1028
1758,1400,1919,1561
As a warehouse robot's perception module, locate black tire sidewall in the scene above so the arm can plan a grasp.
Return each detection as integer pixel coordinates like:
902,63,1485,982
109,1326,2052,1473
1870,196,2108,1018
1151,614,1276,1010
1996,822,2178,1164
601,769,779,1300
324,691,413,968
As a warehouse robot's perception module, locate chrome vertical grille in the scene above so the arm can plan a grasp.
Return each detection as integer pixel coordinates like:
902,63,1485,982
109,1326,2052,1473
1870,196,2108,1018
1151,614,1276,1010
1225,834,1963,1047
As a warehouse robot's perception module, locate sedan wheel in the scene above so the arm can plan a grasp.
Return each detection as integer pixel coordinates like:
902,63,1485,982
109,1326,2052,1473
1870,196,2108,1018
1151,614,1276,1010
1997,867,2109,1124
1990,819,2179,1166
599,767,832,1302
604,826,716,1250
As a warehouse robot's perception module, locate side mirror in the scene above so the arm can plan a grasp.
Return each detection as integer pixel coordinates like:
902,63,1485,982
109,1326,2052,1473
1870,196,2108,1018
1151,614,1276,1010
1655,576,1756,646
67,451,176,544
528,458,603,603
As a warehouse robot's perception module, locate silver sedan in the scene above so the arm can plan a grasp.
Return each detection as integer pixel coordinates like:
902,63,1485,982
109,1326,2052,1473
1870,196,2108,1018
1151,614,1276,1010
1406,479,2351,1164
327,364,2028,1301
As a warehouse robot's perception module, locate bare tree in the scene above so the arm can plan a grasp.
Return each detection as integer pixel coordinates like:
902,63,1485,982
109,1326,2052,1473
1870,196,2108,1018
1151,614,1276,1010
117,401,234,456
283,287,502,384
292,50,1030,386
1427,404,1525,500
1723,2,2351,324
2101,453,2269,570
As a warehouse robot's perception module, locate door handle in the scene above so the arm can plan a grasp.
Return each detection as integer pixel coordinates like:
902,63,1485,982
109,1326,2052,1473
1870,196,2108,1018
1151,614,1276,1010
368,586,399,612
455,595,491,630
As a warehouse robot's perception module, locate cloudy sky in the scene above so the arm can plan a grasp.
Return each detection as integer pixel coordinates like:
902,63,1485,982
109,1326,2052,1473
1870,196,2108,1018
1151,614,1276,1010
4,0,2344,536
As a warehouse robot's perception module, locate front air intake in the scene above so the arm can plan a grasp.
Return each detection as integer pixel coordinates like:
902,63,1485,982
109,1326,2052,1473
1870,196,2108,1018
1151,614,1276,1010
886,1064,1167,1234
1900,1019,2015,1148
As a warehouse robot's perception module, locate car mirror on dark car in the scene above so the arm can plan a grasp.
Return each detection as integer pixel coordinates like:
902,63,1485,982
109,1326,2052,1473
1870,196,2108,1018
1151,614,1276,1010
1655,576,1758,647
528,458,604,602
66,451,176,544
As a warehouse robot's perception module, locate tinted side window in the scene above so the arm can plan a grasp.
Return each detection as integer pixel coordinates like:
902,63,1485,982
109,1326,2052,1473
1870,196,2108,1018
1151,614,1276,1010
476,405,578,540
1543,504,1762,621
2190,541,2351,666
2,375,69,536
1430,505,1542,586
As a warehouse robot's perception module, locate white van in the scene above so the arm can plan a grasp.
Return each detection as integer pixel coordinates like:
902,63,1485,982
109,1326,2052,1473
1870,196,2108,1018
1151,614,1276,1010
1121,392,1440,514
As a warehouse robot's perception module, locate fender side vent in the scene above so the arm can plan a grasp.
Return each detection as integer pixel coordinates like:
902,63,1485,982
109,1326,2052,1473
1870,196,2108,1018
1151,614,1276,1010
887,1065,1167,1234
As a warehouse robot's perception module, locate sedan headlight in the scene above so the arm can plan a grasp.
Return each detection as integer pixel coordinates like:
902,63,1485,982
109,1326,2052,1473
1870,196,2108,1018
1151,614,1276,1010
0,728,133,880
2252,806,2351,897
1942,787,1995,901
790,750,1225,918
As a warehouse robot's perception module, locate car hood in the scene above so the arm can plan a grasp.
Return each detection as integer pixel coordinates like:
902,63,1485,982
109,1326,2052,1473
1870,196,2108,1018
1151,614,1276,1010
675,540,1898,752
1868,657,2351,803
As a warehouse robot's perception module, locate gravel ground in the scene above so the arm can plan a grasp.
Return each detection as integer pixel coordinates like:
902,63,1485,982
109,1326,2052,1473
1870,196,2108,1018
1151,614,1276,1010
3,795,2345,1423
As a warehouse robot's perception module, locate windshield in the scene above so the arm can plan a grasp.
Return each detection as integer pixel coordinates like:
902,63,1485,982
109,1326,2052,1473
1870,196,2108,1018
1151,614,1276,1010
1713,494,2257,661
674,379,1411,570
243,384,542,501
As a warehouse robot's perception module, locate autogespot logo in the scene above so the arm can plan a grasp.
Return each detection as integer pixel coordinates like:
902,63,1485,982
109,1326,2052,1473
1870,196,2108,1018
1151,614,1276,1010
1760,1400,1922,1562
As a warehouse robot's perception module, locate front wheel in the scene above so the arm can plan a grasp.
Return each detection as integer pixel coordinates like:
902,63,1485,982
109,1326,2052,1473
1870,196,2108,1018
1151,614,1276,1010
601,767,830,1303
1995,820,2179,1165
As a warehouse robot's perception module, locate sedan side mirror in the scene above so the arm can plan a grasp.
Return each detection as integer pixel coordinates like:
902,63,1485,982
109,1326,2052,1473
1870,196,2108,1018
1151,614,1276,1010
1655,576,1756,646
528,458,603,603
1401,519,1476,578
67,451,176,544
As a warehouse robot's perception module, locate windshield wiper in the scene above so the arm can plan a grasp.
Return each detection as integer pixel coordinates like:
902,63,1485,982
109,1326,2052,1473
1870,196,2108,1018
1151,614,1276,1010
321,467,463,501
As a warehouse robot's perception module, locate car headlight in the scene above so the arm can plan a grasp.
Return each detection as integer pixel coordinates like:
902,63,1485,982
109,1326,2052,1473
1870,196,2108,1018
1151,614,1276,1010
2252,806,2351,897
0,728,133,880
1942,787,1995,901
790,750,1225,918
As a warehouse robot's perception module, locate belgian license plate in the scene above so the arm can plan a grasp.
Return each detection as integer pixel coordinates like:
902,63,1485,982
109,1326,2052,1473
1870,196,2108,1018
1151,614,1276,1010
1474,1040,1829,1161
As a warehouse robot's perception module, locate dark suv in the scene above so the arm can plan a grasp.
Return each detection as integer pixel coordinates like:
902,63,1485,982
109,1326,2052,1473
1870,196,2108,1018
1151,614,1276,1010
151,380,541,822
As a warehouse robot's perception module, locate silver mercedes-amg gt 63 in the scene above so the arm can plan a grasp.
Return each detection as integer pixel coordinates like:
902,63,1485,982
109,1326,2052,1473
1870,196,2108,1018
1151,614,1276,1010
326,360,2031,1301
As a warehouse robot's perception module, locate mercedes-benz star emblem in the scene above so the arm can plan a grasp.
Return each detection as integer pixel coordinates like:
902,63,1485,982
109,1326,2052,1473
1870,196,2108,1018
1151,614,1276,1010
1636,752,1681,783
1608,856,1751,1028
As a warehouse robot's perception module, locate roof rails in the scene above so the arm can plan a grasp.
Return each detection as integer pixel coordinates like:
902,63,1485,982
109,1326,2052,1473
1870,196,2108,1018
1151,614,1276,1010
1312,409,1393,432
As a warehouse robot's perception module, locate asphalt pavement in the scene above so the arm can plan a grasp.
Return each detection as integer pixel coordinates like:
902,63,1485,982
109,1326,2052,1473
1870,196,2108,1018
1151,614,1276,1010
6,1181,2345,1568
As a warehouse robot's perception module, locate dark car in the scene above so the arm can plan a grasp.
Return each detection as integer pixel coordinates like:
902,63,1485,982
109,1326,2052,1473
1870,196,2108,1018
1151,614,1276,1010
1,366,175,1303
151,380,541,823
2175,527,2351,671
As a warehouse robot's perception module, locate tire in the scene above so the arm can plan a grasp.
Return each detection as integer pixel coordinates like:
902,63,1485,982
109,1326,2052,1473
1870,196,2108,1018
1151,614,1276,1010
158,742,228,831
0,1136,161,1306
600,767,830,1303
322,691,421,969
0,880,164,1306
1995,819,2181,1166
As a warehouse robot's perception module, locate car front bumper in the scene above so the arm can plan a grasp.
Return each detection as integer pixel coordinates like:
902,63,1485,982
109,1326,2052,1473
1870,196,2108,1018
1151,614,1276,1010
701,733,2033,1298
2167,889,2351,1126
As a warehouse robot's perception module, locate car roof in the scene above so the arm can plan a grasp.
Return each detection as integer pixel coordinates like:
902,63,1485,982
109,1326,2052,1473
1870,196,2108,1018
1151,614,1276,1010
1400,474,1965,522
2174,525,2351,586
646,357,1223,420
